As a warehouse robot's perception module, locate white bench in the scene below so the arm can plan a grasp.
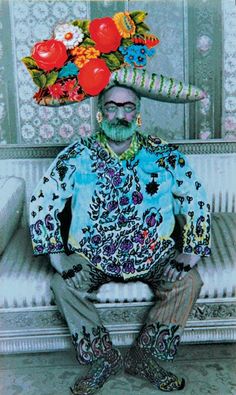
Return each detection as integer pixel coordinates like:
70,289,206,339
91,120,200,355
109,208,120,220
0,152,235,353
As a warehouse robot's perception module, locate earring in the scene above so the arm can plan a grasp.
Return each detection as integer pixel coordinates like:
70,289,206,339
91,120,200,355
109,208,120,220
96,111,103,124
136,113,142,127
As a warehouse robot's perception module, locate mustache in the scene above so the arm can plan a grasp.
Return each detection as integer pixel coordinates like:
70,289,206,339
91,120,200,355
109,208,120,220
111,119,131,127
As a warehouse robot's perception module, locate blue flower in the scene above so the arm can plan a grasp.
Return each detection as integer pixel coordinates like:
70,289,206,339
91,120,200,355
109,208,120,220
134,55,147,67
119,44,154,67
147,47,155,57
124,53,138,65
58,62,78,78
119,46,128,55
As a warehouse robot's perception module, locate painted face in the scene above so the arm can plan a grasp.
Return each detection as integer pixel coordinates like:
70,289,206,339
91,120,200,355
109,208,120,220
101,86,139,142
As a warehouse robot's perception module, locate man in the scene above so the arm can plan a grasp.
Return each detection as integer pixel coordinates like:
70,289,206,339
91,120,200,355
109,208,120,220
27,10,211,394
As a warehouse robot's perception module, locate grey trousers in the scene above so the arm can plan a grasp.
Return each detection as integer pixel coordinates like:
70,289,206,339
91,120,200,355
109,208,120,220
50,253,203,365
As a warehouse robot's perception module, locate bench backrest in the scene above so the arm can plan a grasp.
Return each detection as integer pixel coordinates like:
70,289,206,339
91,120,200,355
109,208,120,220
0,153,235,226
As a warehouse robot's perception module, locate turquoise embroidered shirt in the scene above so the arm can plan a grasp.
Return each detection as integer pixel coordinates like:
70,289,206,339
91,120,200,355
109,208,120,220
30,132,211,279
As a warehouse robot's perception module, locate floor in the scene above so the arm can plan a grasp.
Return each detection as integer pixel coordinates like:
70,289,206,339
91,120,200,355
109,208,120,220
0,344,235,395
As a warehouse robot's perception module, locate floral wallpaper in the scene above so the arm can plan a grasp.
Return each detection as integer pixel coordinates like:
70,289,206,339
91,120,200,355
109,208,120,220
10,0,92,144
222,0,236,140
0,1,7,144
0,0,235,145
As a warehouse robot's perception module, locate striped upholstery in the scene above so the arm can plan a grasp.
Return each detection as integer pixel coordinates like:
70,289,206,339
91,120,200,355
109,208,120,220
0,177,24,255
0,213,235,308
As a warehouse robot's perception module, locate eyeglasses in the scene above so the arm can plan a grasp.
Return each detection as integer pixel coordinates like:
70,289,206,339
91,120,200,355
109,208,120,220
104,101,136,114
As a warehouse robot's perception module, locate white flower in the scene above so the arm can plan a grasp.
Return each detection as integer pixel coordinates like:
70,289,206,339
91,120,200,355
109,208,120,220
73,2,88,18
58,105,73,120
225,96,236,112
79,123,92,137
59,124,74,139
224,116,236,132
54,23,84,49
32,3,49,20
53,2,69,19
22,124,35,140
38,107,54,121
20,104,35,121
197,35,212,54
39,124,54,139
78,103,91,119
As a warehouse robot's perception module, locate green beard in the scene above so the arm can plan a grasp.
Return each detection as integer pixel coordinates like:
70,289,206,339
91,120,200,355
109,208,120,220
101,118,137,142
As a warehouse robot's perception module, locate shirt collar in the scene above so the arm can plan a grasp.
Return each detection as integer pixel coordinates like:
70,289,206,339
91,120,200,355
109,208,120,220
96,131,142,160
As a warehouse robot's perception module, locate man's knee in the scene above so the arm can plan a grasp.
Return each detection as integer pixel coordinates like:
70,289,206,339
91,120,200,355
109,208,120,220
183,266,204,295
50,272,66,295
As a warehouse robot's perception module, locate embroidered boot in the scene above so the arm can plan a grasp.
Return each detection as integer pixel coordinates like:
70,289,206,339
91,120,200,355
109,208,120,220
124,345,185,392
70,348,123,395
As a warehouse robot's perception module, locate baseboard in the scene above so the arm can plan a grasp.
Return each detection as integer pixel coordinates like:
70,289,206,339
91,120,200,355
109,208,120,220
1,299,236,354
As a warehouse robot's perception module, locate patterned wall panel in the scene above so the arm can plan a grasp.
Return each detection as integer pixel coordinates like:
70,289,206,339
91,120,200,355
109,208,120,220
0,1,6,144
128,0,187,140
0,0,18,144
10,0,92,144
0,0,234,146
222,0,236,140
188,0,222,139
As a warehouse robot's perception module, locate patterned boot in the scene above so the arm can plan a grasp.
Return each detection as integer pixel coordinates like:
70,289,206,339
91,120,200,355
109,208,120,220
70,348,123,395
124,346,185,392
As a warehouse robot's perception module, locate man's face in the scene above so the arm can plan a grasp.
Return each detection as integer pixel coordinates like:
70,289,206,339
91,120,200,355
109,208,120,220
100,86,139,142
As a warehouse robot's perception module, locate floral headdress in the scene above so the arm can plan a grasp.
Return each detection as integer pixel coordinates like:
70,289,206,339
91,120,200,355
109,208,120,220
22,10,205,106
22,11,159,106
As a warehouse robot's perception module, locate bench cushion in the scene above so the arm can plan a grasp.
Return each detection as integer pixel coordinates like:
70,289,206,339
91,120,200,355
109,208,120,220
0,213,235,308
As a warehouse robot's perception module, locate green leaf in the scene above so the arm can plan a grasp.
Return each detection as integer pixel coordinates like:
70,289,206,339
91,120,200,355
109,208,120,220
72,19,90,34
121,38,133,47
113,51,124,63
82,37,96,47
21,56,38,70
130,11,147,24
32,72,47,88
45,71,58,87
136,22,150,35
101,53,122,71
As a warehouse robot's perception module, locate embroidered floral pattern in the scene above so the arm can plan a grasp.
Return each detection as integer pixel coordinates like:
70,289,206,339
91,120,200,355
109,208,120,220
135,322,181,361
71,140,173,277
71,348,122,394
125,345,184,391
30,141,85,255
61,263,82,280
72,325,113,365
30,132,211,276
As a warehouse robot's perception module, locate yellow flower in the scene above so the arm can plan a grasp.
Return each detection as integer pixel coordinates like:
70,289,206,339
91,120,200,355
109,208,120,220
74,55,89,68
85,47,100,59
113,12,136,38
71,46,86,56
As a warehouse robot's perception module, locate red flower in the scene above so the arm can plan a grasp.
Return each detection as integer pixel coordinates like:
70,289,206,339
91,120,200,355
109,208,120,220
68,88,85,101
63,78,77,92
48,83,64,99
78,58,111,95
89,17,121,53
32,39,68,71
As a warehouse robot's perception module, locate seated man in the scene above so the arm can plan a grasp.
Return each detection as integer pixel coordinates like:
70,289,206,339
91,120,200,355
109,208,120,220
27,11,211,395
